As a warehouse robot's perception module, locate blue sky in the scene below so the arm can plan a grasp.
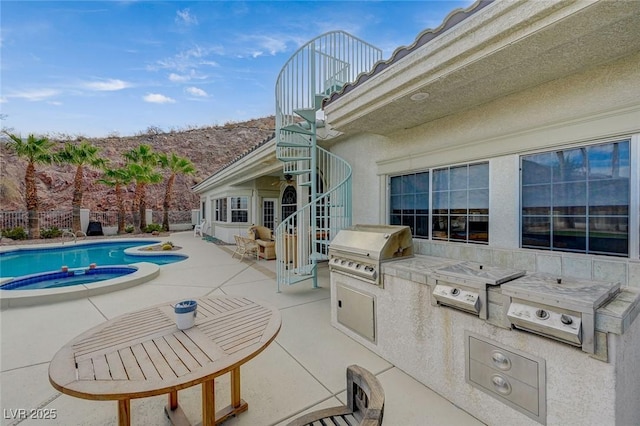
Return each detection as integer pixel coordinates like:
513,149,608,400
1,1,472,138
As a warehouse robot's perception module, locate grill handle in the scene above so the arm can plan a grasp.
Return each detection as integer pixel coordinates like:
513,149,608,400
329,247,371,257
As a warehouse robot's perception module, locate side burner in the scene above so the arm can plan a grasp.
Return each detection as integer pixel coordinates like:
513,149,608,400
501,273,620,354
431,262,525,319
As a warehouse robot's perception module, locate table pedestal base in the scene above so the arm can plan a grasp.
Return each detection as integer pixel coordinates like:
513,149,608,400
164,400,248,426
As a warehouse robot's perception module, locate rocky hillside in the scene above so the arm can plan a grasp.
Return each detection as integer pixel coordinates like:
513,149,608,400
0,117,275,213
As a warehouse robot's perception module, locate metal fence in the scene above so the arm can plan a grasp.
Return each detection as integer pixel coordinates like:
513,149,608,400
0,210,193,231
0,210,73,230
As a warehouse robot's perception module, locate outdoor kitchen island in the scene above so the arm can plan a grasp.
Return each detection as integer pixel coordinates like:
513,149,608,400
330,253,640,426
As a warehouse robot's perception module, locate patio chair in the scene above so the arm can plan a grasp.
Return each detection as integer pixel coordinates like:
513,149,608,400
248,225,276,260
194,219,207,237
232,235,259,261
286,365,384,426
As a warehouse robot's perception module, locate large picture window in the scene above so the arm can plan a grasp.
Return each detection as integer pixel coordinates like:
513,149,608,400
230,196,248,223
432,163,489,243
521,140,630,256
390,172,429,237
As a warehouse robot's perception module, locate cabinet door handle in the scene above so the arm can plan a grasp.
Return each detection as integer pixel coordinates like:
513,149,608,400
491,351,512,371
491,374,512,395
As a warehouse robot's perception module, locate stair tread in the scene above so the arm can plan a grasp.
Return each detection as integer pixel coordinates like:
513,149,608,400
293,108,317,123
282,124,313,135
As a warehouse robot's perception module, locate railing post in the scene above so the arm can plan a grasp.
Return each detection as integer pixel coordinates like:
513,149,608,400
81,209,90,233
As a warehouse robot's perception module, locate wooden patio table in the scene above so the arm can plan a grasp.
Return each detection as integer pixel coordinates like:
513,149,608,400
49,296,281,425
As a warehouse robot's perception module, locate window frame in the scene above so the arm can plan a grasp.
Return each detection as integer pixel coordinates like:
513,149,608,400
389,171,430,238
520,138,634,257
431,162,489,244
230,196,249,223
214,198,227,223
388,161,489,243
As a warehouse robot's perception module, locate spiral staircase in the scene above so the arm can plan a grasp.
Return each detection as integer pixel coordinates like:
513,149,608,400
274,31,381,291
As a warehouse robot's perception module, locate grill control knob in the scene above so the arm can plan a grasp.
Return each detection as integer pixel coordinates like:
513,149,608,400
561,314,573,325
535,309,549,320
451,288,460,296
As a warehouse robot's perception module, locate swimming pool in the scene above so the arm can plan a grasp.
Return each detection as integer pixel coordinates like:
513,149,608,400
0,240,187,278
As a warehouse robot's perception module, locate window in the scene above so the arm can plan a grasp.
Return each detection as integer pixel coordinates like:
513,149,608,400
214,198,227,222
521,140,630,256
230,196,248,223
390,172,429,237
281,186,297,225
432,163,489,243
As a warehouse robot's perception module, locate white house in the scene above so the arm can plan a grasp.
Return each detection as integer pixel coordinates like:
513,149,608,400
194,1,640,424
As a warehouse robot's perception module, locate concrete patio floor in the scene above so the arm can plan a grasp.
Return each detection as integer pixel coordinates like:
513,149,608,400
0,231,485,426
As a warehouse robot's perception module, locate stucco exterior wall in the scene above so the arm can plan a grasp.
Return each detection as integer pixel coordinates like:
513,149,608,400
329,52,640,285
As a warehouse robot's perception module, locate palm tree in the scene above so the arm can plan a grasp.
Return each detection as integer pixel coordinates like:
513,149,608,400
56,140,106,232
3,132,55,239
126,162,162,233
123,144,160,231
97,166,132,234
158,152,196,231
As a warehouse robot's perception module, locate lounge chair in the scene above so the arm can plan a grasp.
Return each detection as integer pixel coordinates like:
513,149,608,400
286,365,384,426
194,220,207,237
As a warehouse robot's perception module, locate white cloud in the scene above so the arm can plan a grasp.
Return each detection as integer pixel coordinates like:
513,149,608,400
168,70,207,82
143,93,176,104
10,88,59,101
237,34,304,58
169,73,188,82
83,79,131,91
152,45,221,72
185,87,207,97
257,35,289,55
176,8,198,26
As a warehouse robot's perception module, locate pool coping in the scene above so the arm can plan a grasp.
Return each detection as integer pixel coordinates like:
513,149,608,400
0,262,160,309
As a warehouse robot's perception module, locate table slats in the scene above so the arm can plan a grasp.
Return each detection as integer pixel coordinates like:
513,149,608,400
49,296,281,399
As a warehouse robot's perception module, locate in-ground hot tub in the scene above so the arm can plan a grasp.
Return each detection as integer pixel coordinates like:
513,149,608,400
0,263,160,309
1,266,138,290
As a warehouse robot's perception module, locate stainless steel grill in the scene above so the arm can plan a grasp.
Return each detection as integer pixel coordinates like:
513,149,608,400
430,261,525,319
501,273,620,354
328,224,413,287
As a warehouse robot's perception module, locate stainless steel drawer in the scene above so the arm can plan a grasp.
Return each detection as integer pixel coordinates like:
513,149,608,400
469,336,539,387
469,359,539,415
465,332,546,425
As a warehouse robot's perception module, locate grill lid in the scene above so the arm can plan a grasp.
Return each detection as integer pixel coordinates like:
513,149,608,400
431,261,526,287
501,273,620,314
329,224,413,261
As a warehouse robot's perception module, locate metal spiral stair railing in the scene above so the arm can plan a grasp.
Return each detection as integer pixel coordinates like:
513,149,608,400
274,31,381,290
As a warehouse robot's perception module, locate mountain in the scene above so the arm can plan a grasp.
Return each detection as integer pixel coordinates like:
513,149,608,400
0,117,275,214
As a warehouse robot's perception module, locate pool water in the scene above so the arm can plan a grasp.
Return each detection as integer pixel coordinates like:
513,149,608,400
0,240,186,278
1,267,138,290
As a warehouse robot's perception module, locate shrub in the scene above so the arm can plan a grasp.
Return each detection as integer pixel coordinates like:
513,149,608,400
1,227,28,240
124,225,134,233
161,243,173,250
41,226,63,239
144,223,163,233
